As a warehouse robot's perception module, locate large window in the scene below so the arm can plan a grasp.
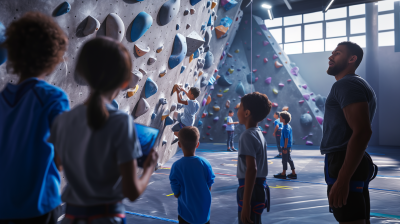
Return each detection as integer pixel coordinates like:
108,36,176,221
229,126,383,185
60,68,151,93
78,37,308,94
265,0,396,55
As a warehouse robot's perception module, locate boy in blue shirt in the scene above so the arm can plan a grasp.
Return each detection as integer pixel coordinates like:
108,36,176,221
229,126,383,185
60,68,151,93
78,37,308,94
226,110,239,151
273,111,297,179
272,112,283,158
236,92,272,224
0,12,69,223
170,126,215,224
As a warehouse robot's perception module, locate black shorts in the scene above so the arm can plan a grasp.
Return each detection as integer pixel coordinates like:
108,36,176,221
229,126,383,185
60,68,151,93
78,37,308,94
178,215,210,224
326,150,370,222
0,204,63,224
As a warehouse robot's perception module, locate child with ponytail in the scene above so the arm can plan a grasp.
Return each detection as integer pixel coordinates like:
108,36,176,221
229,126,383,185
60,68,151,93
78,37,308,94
48,37,158,224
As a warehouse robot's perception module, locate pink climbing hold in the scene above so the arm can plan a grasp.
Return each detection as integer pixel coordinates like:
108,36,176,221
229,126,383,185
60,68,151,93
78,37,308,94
299,100,304,103
202,98,207,106
273,54,278,59
215,69,218,73
256,55,260,58
262,131,267,134
306,141,313,145
312,98,315,101
302,135,308,140
302,84,308,89
265,77,272,84
264,58,268,63
245,20,248,24
256,31,262,35
253,69,257,72
263,40,269,46
303,94,310,100
265,124,269,128
260,24,268,31
290,66,299,76
267,118,272,121
279,83,284,87
226,42,229,45
287,79,292,82
207,126,211,129
272,103,278,107
255,77,258,82
316,116,324,125
307,111,310,113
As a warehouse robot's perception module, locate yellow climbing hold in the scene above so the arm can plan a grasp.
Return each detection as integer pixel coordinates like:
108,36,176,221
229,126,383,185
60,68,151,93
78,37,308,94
224,117,227,121
198,71,203,77
127,84,139,98
189,54,194,63
219,89,222,92
211,1,217,9
228,68,234,74
223,88,229,93
273,88,278,95
209,112,214,115
213,106,220,111
159,70,167,77
217,93,223,97
235,49,239,53
156,45,164,53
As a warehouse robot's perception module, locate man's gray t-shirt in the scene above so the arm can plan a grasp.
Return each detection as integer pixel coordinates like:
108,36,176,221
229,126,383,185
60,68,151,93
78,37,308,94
49,104,142,206
237,127,268,178
320,74,377,154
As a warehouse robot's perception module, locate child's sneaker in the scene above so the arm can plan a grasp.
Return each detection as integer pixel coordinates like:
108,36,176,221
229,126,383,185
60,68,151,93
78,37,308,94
287,173,297,179
231,148,237,152
227,148,233,152
273,173,287,179
274,154,282,158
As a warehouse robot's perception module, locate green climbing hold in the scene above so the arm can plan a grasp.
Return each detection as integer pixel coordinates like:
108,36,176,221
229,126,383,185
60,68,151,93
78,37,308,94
234,49,239,53
228,68,234,74
223,88,229,93
273,88,278,95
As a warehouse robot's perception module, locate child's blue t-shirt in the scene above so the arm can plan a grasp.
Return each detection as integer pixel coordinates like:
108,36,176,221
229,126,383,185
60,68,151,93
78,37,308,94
274,119,283,130
226,116,234,131
0,78,69,219
169,156,215,224
280,124,293,148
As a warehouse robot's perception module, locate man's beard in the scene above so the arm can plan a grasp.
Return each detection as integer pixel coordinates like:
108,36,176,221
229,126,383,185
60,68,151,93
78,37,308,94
327,61,346,76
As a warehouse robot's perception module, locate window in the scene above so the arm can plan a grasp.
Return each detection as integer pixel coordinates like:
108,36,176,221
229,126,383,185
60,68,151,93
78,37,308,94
265,17,282,28
378,0,394,12
325,37,348,51
305,23,323,40
285,26,301,43
349,35,366,48
351,18,365,34
303,11,323,23
326,20,346,38
269,28,282,44
304,40,324,53
349,4,365,16
284,15,302,26
284,42,302,54
379,31,395,46
325,7,347,20
378,13,394,31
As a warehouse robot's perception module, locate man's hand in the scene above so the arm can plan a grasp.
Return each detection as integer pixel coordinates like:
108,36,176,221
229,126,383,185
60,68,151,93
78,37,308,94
143,149,158,170
282,149,287,154
329,179,349,208
241,203,254,224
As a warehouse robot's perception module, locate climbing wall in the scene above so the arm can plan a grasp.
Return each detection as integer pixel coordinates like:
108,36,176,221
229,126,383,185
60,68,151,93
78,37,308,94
0,0,242,164
199,14,324,146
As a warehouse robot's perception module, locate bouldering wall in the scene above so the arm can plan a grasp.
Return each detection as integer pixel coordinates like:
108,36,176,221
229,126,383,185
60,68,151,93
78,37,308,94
199,14,324,146
0,0,240,164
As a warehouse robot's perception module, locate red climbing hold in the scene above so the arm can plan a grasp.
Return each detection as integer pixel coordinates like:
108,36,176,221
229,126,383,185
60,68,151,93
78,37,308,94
236,17,238,21
264,58,268,63
253,69,257,72
299,100,304,103
267,118,272,121
287,79,292,82
262,131,267,134
272,103,278,107
202,112,207,118
265,124,269,128
207,126,211,129
206,133,210,136
214,69,218,73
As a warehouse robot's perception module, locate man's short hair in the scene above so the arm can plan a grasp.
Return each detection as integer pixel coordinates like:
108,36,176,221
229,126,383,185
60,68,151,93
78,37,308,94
338,41,364,69
190,87,200,98
178,126,200,151
2,12,68,78
280,111,291,124
240,92,272,123
228,110,233,113
275,112,280,118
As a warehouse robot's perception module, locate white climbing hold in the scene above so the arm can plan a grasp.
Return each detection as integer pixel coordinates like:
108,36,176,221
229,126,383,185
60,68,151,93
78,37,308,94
148,57,157,65
161,109,170,120
135,98,150,117
128,70,143,88
83,15,100,36
106,13,125,42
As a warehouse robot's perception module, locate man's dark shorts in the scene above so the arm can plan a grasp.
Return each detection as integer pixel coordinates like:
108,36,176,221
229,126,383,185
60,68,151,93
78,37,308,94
326,150,370,222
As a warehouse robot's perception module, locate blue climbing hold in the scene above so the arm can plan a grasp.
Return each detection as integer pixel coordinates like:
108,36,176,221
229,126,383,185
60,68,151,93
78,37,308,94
222,0,238,11
165,116,174,126
158,0,181,26
151,113,156,120
145,77,158,98
190,0,202,6
201,24,206,31
193,48,200,59
235,81,246,96
111,99,119,109
204,51,214,69
246,73,256,84
130,12,153,42
185,83,189,88
180,66,186,73
220,16,233,28
206,1,211,7
198,120,203,127
208,76,216,85
176,24,180,30
217,75,232,87
55,2,71,16
0,22,7,66
207,15,213,27
200,76,208,87
168,33,187,69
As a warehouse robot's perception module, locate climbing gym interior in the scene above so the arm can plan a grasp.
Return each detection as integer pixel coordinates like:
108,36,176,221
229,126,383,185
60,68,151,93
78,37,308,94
0,0,399,223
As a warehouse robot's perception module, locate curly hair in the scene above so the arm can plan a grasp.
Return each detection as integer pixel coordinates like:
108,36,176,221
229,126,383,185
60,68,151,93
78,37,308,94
2,12,68,78
190,87,200,98
241,92,272,123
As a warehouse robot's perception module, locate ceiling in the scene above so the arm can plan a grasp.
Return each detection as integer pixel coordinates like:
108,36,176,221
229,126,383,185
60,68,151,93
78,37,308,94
240,0,383,19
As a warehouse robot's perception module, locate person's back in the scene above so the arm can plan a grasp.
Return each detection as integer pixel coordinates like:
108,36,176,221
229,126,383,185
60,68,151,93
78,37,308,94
170,127,215,224
0,12,68,222
180,99,199,126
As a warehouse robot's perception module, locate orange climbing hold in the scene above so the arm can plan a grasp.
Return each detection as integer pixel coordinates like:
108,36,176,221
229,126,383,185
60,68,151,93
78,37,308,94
189,54,194,63
198,71,203,77
213,106,220,111
235,103,240,109
134,44,150,57
275,61,283,68
282,106,289,111
127,85,139,98
225,100,230,108
215,25,228,39
206,95,212,105
217,93,223,97
211,1,217,9
216,75,221,80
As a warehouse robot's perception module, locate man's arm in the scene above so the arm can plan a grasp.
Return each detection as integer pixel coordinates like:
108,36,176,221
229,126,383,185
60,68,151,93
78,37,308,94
241,155,257,224
329,102,372,208
227,122,239,125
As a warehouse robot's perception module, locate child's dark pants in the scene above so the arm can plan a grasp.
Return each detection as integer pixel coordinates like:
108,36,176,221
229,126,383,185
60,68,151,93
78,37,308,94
282,147,295,170
275,129,282,153
227,131,234,148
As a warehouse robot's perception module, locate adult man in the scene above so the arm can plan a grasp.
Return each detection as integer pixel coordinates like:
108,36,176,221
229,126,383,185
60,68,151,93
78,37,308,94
321,41,377,224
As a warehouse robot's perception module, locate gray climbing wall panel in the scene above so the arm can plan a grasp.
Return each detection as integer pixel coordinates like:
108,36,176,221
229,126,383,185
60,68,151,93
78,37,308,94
199,14,323,146
0,0,240,164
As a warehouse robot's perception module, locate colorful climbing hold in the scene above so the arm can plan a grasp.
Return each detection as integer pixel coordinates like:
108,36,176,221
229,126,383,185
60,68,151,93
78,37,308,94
156,45,164,53
256,55,260,58
290,66,299,76
186,24,191,29
303,94,310,100
275,61,283,68
211,1,217,9
0,22,6,66
217,94,223,97
316,116,324,125
273,54,278,59
213,116,219,121
272,103,278,107
184,9,189,15
189,54,194,63
220,16,233,28
130,11,152,42
202,98,207,106
144,77,158,98
282,106,289,111
227,53,233,58
221,0,238,11
198,71,203,77
246,73,256,84
159,70,167,77
287,79,292,82
265,77,272,84
190,8,196,14
228,68,234,74
135,98,150,117
300,113,312,126
223,88,229,93
234,49,239,53
215,25,229,39
206,95,212,105
265,124,269,128
169,33,187,69
279,83,285,87
161,109,170,120
176,24,180,30
158,0,181,26
106,13,125,42
302,84,308,89
170,103,177,112
256,31,262,35
299,100,304,103
159,98,167,105
272,88,278,95
202,112,207,118
213,106,220,111
83,15,100,36
127,85,139,98
134,44,150,57
225,100,230,108
263,40,269,46
148,57,157,65
54,1,71,16
267,118,272,121
139,68,147,75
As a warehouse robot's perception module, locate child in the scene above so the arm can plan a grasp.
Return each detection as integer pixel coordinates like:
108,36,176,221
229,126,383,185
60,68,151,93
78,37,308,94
273,111,297,179
272,112,283,158
227,110,239,151
236,92,272,224
0,12,69,223
169,126,215,224
171,86,200,145
48,37,158,223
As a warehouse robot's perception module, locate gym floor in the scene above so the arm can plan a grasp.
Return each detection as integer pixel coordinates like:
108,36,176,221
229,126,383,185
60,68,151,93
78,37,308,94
123,143,400,223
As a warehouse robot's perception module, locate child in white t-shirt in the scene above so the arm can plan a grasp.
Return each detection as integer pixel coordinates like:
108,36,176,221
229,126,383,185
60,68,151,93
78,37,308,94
226,110,239,151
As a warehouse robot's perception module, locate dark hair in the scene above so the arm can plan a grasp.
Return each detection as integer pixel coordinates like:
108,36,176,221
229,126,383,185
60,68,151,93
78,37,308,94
76,37,132,130
2,12,67,78
190,87,200,98
280,111,291,124
241,92,272,123
275,112,280,117
338,41,363,69
228,110,233,113
178,126,200,151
